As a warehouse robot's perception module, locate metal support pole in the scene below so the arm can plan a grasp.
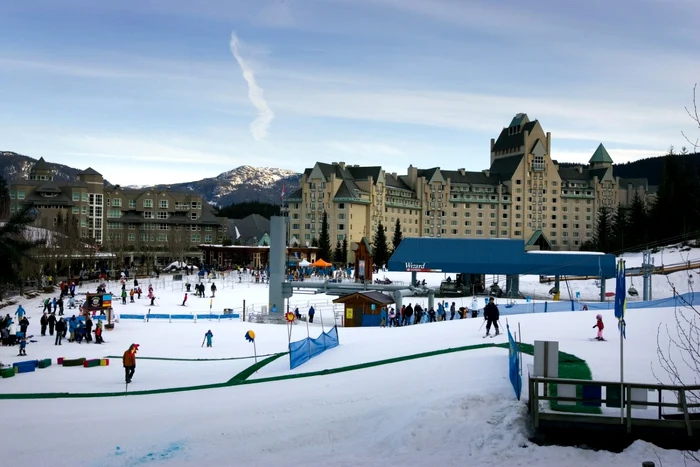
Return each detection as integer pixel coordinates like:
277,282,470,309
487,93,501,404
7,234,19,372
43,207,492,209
600,276,606,303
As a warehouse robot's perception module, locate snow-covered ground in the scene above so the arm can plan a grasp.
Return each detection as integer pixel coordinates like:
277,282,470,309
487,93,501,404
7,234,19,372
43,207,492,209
1,262,696,466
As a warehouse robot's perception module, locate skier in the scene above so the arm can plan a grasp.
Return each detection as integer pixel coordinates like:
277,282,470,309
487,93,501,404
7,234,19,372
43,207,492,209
18,336,27,356
15,305,26,319
182,293,188,306
483,297,500,337
94,321,104,344
123,343,139,384
593,314,605,341
308,306,315,323
204,330,213,347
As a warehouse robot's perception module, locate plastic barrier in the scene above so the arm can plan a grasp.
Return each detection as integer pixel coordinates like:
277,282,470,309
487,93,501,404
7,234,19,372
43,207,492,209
100,359,109,366
38,358,52,369
57,357,64,365
62,358,86,367
1,367,16,378
120,313,241,321
83,359,101,368
13,360,38,374
289,326,339,370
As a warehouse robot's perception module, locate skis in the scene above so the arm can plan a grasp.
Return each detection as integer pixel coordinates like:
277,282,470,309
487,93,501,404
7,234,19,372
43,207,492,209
483,333,502,339
591,338,607,341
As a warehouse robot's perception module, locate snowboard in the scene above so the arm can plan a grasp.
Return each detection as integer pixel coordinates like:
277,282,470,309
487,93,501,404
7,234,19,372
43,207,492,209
590,338,607,341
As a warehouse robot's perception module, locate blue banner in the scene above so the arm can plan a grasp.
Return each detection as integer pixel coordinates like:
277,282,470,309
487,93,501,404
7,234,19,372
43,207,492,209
507,323,522,400
289,326,340,370
614,259,627,338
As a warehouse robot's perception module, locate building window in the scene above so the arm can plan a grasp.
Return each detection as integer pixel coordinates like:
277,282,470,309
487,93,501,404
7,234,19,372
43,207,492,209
82,193,88,202
72,192,80,201
159,200,168,208
191,234,201,242
128,233,135,241
157,211,169,219
143,199,153,208
112,198,122,207
17,191,25,200
190,212,199,220
143,211,154,219
204,234,212,243
107,210,122,218
337,224,345,230
129,200,136,209
72,206,79,214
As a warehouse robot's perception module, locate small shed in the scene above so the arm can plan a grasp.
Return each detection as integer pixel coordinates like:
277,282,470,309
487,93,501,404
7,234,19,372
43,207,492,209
333,290,394,327
352,237,373,283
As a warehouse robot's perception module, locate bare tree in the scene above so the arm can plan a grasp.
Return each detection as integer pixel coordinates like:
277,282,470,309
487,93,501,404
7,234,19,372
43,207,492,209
682,83,699,152
167,226,190,266
655,256,700,465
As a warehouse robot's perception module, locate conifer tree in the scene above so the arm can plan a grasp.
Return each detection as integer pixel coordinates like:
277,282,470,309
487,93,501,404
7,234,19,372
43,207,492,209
611,204,628,252
392,219,403,253
626,190,648,250
593,205,614,252
341,238,348,265
372,222,390,268
333,240,342,263
317,211,331,261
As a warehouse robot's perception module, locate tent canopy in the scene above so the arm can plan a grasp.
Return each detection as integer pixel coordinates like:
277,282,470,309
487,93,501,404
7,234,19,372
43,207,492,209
298,259,311,267
311,258,332,267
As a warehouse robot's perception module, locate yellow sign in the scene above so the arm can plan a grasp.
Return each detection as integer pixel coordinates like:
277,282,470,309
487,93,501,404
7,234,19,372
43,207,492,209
346,307,353,319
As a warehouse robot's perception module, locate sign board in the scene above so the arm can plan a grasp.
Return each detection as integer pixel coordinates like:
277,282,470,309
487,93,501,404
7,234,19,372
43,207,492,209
86,293,112,311
371,303,376,311
533,340,559,378
575,291,581,299
346,307,353,319
404,262,443,272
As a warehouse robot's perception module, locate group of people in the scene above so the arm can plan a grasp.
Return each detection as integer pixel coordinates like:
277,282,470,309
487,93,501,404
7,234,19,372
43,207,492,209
378,301,481,328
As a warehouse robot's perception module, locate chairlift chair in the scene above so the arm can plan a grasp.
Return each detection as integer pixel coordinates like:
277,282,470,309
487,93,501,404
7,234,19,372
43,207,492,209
628,276,638,297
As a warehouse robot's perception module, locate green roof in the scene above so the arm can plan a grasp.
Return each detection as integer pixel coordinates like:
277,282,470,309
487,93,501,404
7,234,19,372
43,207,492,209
509,113,528,128
589,144,613,164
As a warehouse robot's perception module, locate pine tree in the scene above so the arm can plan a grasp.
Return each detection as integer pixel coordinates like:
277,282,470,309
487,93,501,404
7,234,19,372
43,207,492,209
333,240,342,263
392,218,403,252
593,205,614,252
626,190,648,250
372,222,390,268
311,237,319,248
0,204,44,300
611,204,628,252
0,177,10,220
341,238,348,265
317,211,332,261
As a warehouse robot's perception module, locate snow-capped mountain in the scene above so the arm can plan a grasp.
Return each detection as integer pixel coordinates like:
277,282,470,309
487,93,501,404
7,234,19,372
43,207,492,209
1,152,300,206
156,165,301,206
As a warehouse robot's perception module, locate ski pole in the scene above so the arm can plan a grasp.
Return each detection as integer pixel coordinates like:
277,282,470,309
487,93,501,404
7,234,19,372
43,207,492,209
478,319,486,332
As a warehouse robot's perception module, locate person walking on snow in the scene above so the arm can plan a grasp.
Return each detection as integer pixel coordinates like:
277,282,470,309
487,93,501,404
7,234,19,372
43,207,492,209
40,312,48,336
308,306,315,323
123,343,139,383
593,314,605,341
483,297,500,336
15,305,26,320
210,283,217,298
380,307,387,327
204,330,213,347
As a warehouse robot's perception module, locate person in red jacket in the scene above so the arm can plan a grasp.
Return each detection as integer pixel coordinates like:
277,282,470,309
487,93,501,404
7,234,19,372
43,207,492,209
123,343,139,383
182,293,188,306
593,314,605,341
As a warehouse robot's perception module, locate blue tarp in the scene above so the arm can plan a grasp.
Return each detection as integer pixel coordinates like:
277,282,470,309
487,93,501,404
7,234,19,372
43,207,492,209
289,326,339,370
507,323,521,400
119,313,240,320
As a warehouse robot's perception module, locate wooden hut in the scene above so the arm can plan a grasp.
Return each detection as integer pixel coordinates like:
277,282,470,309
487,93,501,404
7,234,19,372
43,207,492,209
333,291,394,327
352,237,373,283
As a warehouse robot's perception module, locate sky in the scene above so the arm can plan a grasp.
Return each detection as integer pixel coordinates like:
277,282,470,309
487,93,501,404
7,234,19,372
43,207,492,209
1,0,699,186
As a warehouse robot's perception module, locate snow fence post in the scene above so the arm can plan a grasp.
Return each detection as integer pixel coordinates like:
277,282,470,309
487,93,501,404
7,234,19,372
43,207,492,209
193,313,197,323
169,314,172,323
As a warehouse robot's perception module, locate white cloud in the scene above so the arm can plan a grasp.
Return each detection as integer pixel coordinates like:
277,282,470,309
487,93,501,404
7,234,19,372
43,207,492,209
229,32,275,141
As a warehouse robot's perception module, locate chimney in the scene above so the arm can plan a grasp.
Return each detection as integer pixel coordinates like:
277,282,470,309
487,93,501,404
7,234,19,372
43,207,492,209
391,172,397,178
483,169,490,177
332,162,338,165
459,168,466,176
338,162,345,170
577,166,583,174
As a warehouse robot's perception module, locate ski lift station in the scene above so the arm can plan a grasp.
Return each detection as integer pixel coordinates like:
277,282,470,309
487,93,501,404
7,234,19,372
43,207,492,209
387,237,617,301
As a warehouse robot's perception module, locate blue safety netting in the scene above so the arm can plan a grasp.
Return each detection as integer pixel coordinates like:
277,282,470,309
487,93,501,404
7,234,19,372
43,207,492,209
289,326,339,370
497,292,700,317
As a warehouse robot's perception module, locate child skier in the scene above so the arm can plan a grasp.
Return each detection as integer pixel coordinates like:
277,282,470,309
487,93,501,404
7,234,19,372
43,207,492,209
18,336,27,356
593,314,605,341
204,330,213,347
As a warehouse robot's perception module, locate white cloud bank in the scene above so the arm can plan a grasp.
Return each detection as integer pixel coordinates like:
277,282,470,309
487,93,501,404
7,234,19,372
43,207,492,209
229,32,275,140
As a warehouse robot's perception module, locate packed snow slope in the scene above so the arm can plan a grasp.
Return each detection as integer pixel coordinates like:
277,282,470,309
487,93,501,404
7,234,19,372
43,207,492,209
1,270,695,466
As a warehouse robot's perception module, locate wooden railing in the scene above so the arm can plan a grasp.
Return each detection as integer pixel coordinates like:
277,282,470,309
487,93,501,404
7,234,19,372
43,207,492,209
528,376,700,435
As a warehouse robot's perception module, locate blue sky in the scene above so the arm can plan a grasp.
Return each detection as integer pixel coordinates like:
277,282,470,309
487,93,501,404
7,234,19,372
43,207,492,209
1,0,698,186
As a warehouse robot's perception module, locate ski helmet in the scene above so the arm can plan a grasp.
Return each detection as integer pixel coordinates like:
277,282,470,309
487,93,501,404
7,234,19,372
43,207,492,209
596,314,602,320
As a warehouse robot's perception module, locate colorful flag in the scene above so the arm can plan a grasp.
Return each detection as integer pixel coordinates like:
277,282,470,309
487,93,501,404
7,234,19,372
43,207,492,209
281,184,286,200
614,259,626,338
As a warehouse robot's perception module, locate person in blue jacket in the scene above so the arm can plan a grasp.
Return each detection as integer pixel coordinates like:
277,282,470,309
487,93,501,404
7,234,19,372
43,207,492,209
68,316,78,342
204,330,213,347
15,305,26,319
437,303,445,322
308,306,315,323
380,307,388,327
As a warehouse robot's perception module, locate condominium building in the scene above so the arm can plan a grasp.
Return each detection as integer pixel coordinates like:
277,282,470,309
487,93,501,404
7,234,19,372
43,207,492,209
9,158,227,265
286,113,653,260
